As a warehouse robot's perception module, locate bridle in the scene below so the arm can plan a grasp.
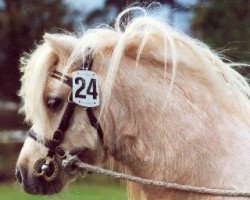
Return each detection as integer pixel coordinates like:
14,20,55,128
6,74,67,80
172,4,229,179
28,51,104,182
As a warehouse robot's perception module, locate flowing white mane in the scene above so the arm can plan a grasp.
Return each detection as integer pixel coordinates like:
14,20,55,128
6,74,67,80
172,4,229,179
20,7,250,128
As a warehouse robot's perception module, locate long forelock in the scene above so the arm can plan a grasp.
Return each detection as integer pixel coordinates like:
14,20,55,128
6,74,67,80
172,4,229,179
19,43,55,134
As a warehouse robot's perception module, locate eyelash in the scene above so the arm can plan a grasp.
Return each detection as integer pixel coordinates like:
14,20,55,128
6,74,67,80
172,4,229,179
46,97,63,111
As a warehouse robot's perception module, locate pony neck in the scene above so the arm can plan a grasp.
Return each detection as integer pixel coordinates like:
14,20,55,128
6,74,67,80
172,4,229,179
101,57,250,200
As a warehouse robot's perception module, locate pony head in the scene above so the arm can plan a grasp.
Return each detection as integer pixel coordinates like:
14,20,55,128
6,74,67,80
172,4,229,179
16,6,250,198
16,33,110,194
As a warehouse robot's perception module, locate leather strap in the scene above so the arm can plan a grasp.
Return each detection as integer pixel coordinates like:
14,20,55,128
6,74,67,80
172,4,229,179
51,71,72,87
86,108,104,144
27,98,76,157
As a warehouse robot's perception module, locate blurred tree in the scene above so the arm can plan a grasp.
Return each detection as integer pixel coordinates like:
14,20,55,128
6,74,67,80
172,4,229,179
84,0,188,27
0,0,77,102
192,0,250,68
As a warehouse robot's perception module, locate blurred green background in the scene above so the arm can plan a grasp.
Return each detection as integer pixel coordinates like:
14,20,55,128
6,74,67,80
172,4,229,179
0,0,249,199
0,176,127,200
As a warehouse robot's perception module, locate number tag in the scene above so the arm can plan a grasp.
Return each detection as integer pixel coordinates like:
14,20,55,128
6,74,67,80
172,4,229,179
72,70,99,107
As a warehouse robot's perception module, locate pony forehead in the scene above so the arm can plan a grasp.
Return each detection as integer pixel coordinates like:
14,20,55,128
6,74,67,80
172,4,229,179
18,31,115,125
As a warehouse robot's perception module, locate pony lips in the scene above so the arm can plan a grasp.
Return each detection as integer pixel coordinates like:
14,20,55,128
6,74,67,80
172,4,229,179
28,51,104,182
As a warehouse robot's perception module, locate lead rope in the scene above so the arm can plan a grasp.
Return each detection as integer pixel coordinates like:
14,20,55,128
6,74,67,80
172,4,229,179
62,155,250,198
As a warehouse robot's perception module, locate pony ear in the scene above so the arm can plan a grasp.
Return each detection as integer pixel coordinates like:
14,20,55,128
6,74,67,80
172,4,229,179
43,33,77,57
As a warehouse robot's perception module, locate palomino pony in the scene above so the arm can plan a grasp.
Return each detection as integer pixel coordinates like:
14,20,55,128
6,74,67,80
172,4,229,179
16,7,250,200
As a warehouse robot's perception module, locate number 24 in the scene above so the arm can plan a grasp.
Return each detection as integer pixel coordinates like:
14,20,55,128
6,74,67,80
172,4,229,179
75,77,98,99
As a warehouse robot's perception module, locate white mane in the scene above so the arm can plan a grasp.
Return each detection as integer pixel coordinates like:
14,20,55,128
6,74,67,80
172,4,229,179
20,7,250,127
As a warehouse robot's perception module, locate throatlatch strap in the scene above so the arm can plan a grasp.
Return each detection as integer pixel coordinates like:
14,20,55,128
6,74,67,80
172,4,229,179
86,108,104,144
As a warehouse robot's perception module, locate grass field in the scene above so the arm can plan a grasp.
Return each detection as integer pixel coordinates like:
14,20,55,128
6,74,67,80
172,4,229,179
0,181,127,200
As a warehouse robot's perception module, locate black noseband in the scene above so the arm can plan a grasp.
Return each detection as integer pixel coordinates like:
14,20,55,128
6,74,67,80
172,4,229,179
28,51,104,182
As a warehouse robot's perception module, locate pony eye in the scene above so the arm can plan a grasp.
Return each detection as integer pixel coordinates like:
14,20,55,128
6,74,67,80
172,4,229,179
46,97,63,111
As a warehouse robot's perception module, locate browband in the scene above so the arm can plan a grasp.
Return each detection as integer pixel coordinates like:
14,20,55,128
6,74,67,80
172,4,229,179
51,71,72,87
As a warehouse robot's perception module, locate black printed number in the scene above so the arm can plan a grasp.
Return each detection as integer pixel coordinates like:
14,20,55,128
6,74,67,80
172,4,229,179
87,79,98,99
75,78,98,99
75,77,86,98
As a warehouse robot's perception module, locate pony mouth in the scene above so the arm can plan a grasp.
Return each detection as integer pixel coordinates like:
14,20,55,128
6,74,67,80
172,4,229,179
22,177,64,195
23,184,62,195
23,184,63,195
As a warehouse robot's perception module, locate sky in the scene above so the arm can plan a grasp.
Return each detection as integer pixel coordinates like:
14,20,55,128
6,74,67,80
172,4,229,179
65,0,198,33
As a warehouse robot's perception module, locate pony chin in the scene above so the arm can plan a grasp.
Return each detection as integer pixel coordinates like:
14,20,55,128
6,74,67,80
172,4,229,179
18,164,77,195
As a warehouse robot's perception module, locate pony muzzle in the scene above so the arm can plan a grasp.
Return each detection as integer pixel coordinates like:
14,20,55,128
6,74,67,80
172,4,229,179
33,156,59,182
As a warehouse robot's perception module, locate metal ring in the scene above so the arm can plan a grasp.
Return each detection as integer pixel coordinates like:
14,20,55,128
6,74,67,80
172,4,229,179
33,157,46,177
33,156,59,182
43,158,59,182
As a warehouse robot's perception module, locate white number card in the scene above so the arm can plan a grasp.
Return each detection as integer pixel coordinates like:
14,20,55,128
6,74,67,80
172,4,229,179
72,70,99,107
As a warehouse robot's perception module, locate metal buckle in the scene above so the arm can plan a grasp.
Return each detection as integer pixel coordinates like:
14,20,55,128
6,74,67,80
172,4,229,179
33,156,59,182
55,146,67,159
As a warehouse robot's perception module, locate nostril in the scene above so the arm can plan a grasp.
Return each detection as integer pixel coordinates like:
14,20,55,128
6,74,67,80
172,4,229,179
16,167,23,184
